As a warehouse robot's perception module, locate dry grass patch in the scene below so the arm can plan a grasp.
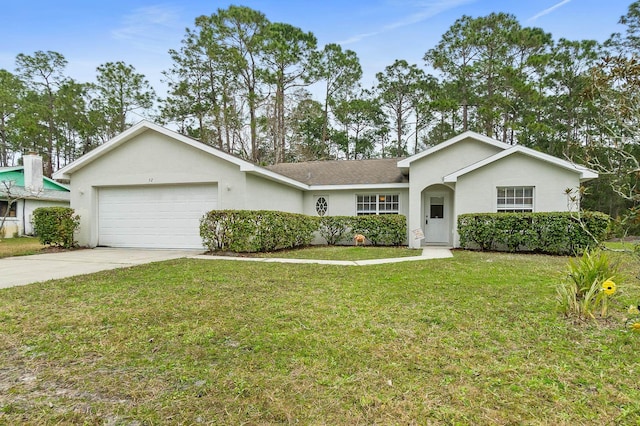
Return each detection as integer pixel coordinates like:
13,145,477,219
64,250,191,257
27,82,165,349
0,251,639,424
0,237,43,258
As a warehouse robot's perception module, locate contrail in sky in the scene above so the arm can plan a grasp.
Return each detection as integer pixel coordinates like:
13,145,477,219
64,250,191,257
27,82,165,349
339,0,473,45
528,0,571,22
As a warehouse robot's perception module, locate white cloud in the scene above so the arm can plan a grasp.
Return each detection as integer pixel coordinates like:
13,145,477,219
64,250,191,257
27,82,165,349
111,5,185,54
528,0,571,22
338,0,474,45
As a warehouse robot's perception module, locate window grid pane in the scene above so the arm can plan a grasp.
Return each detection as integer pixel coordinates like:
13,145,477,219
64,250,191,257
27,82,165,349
356,194,399,215
497,186,534,213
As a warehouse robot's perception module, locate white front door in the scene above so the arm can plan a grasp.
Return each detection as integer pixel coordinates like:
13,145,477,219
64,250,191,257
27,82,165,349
424,191,450,244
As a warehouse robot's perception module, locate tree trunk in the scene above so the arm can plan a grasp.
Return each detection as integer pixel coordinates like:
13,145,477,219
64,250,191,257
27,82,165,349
322,84,329,148
278,73,285,163
223,91,231,152
0,118,7,166
414,110,419,154
396,107,402,155
462,94,468,131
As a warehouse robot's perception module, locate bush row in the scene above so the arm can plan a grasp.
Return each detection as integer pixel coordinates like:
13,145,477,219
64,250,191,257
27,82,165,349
200,210,319,253
318,215,406,246
458,211,610,255
32,207,80,248
200,210,408,252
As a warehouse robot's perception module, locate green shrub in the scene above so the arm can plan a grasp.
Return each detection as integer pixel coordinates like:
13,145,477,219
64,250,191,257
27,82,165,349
457,215,496,251
353,215,407,246
318,216,351,245
319,215,407,246
201,211,407,251
492,214,537,252
458,211,610,255
32,207,80,248
200,210,318,253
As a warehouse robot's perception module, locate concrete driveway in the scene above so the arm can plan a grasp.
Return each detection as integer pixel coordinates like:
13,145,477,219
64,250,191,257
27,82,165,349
1,246,453,290
0,248,201,289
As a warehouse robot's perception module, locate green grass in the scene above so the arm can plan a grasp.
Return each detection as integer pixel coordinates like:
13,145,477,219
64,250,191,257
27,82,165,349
0,237,44,258
1,251,639,424
256,245,422,260
604,240,640,251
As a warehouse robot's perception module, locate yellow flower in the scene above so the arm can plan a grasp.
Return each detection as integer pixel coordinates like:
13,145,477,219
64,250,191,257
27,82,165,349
601,279,616,296
629,305,640,315
630,322,640,333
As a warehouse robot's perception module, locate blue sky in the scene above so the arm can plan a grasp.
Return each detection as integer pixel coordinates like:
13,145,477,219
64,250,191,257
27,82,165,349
0,0,633,98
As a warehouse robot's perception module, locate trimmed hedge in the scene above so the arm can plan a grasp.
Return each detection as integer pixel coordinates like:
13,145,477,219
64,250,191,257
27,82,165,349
353,215,406,246
200,210,319,253
202,211,408,252
318,216,352,245
458,211,610,255
32,207,80,248
318,214,407,246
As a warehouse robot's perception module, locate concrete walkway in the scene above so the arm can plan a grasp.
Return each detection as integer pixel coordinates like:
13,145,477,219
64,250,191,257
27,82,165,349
191,246,453,266
0,246,452,289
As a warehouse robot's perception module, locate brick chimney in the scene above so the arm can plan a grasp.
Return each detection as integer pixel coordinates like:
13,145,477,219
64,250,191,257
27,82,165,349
23,153,44,194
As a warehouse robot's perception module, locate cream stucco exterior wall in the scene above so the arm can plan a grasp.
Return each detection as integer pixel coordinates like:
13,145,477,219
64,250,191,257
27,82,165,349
69,129,303,247
302,188,409,217
244,174,303,213
452,153,581,246
302,188,410,244
406,137,503,248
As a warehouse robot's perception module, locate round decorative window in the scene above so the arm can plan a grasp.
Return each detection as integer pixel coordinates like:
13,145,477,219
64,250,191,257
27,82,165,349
315,197,328,216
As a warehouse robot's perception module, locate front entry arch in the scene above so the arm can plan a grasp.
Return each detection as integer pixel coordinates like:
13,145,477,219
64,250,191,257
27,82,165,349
422,185,453,245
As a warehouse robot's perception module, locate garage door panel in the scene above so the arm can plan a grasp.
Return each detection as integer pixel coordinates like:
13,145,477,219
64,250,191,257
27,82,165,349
98,184,217,249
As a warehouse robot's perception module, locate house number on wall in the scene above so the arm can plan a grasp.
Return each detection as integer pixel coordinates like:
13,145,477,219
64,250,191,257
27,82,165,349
148,178,154,182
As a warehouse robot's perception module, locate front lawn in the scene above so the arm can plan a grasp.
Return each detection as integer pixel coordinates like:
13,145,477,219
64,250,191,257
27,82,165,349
0,237,43,258
256,245,422,260
0,251,639,424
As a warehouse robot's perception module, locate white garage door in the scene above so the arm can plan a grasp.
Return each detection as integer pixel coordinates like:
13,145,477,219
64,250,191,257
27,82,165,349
98,184,217,249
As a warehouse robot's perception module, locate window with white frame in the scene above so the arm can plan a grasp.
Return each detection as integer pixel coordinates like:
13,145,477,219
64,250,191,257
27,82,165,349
315,196,328,216
356,194,399,215
497,186,534,212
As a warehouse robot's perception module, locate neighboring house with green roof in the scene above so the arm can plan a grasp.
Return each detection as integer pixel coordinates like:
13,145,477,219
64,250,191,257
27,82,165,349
0,154,70,238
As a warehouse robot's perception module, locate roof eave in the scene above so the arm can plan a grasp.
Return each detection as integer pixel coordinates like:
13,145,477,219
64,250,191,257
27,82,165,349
43,176,70,191
442,146,599,182
579,170,599,181
242,166,310,190
0,166,24,174
309,183,409,191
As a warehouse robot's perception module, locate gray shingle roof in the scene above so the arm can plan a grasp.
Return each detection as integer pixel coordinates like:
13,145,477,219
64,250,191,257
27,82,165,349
265,158,407,185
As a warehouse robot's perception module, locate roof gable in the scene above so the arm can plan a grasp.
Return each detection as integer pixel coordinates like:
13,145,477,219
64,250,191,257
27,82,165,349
53,120,245,179
443,145,598,182
397,131,510,168
52,120,307,190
